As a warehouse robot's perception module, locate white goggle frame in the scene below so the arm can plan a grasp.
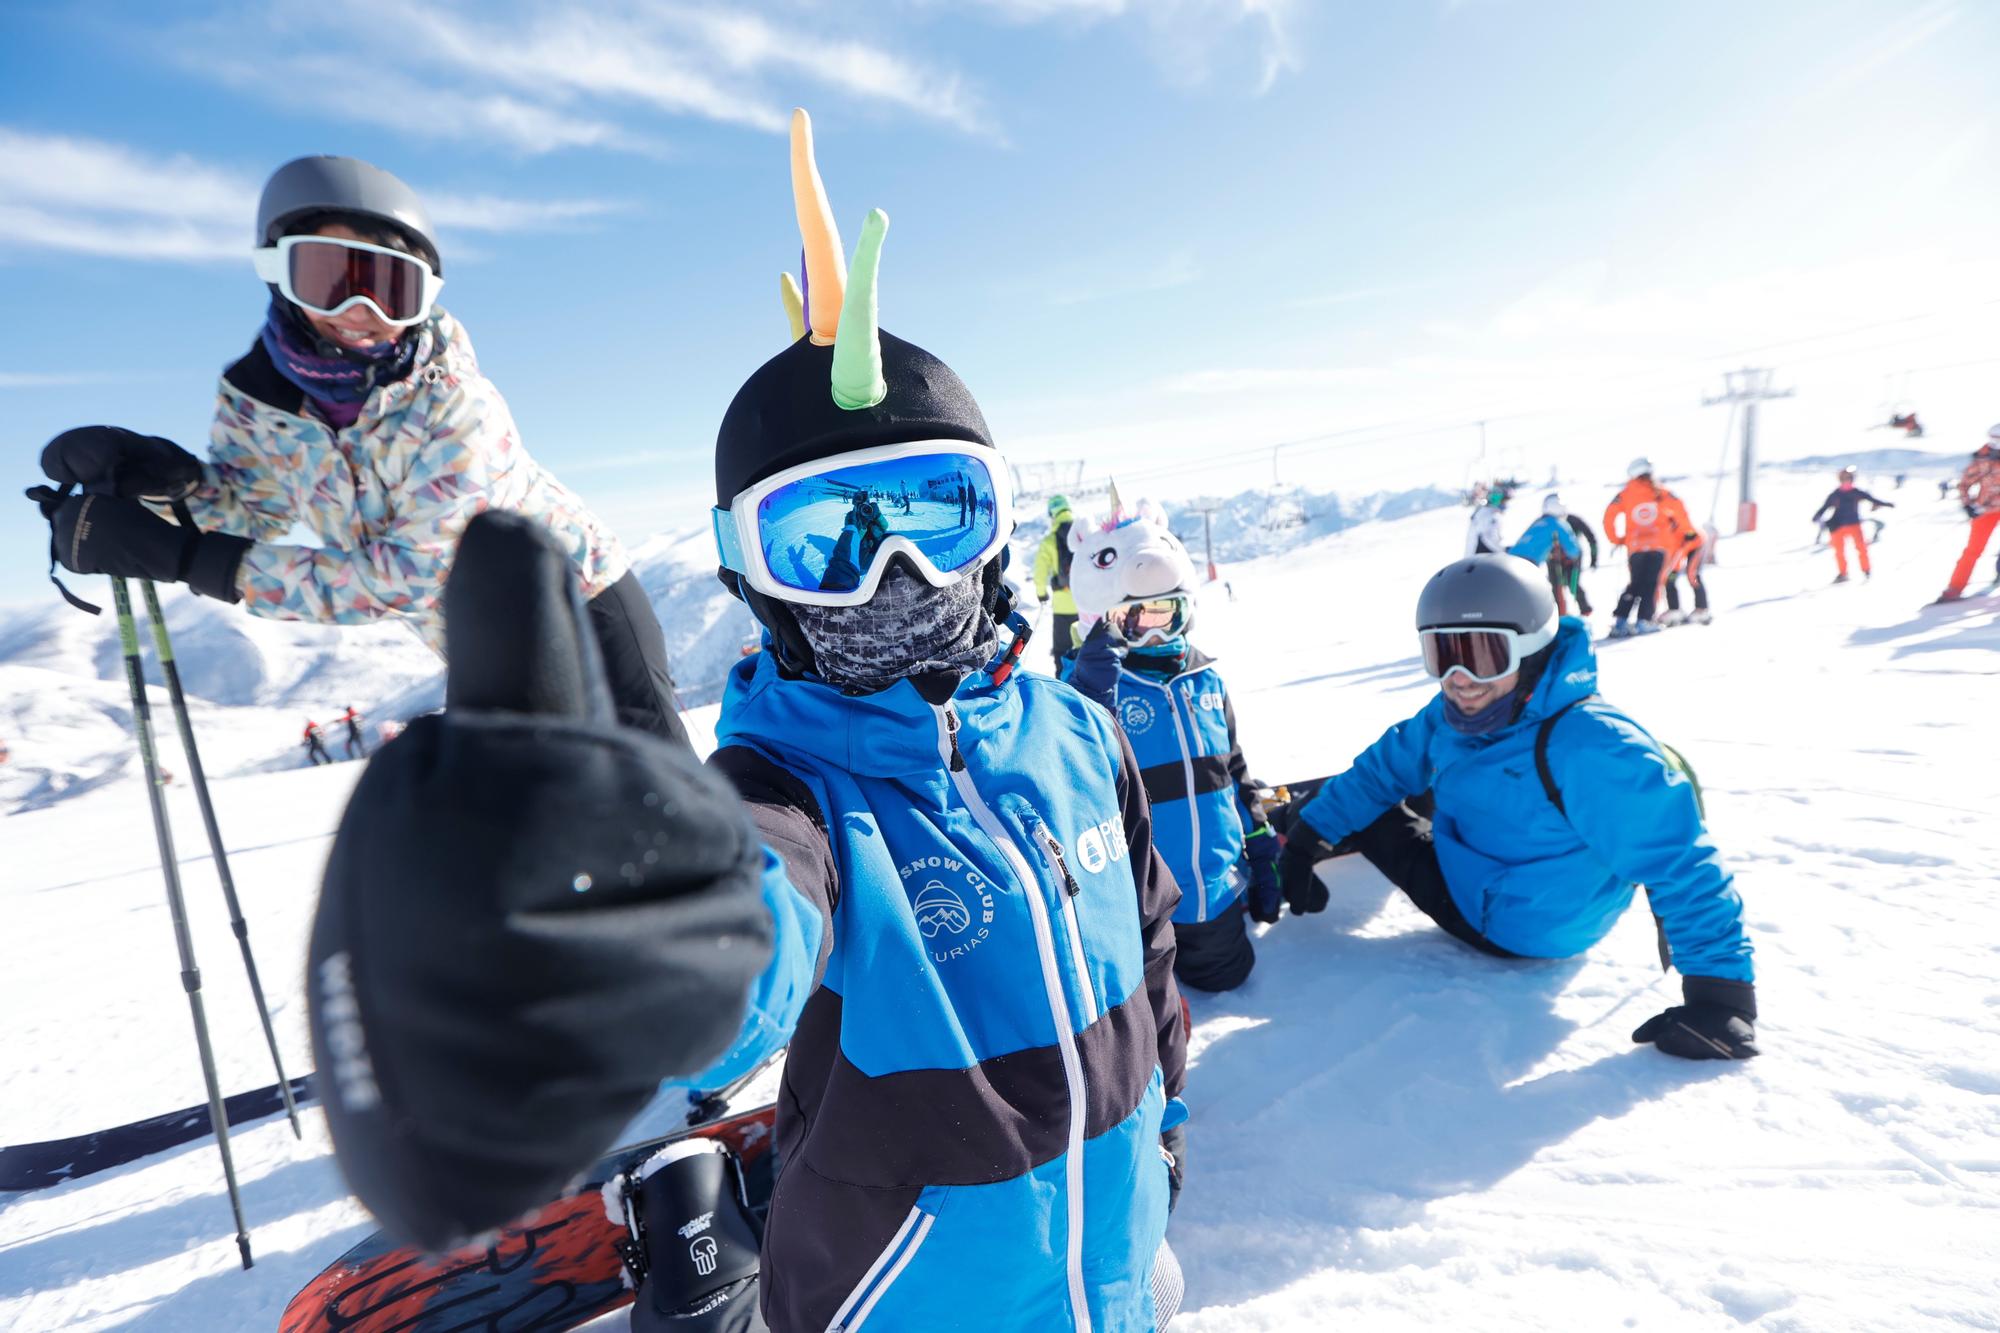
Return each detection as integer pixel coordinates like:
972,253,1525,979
252,234,444,329
713,439,1014,608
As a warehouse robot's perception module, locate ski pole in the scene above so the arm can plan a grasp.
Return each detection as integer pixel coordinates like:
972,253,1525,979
109,576,254,1270
139,578,301,1140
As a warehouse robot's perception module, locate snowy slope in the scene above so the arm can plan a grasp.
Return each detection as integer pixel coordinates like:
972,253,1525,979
1,464,1996,1331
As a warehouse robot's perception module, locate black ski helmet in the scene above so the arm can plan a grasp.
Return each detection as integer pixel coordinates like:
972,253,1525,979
257,155,441,274
1416,554,1557,636
713,110,1000,676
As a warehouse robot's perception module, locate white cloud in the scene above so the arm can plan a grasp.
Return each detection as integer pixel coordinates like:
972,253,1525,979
963,0,1301,92
168,1,996,154
0,128,624,264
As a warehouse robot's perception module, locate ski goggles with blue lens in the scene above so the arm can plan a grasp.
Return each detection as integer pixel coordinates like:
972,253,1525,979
713,440,1013,607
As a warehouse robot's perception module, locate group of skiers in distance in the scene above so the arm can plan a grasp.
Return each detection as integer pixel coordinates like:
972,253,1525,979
300,706,369,766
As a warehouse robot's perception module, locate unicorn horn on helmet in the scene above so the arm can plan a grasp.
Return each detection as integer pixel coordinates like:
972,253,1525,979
778,108,889,410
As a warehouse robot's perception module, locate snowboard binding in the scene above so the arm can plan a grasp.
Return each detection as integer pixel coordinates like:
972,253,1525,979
609,1138,767,1331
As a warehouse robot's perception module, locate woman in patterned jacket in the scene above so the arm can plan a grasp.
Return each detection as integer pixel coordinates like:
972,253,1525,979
29,155,686,745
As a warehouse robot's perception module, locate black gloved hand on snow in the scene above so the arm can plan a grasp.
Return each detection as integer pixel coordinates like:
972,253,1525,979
1243,825,1282,925
307,510,772,1251
1277,815,1344,916
41,425,205,500
25,489,248,602
1632,976,1759,1061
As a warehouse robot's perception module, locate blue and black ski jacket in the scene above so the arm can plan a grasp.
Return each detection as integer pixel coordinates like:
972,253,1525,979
685,649,1189,1332
1296,619,1753,981
1061,648,1266,925
1507,513,1583,566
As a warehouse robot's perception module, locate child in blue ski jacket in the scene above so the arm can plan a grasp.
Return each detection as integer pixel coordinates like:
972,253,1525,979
1277,555,1760,1063
1058,503,1278,992
1507,498,1583,566
303,113,1190,1333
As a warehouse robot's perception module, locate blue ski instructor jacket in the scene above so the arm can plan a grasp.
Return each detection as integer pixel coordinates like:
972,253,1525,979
1296,619,1753,981
1507,513,1583,566
686,649,1189,1332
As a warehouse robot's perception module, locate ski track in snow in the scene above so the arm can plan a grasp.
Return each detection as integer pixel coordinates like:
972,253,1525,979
2,468,1997,1330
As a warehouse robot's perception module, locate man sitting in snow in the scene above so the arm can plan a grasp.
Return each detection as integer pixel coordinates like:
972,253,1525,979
1277,555,1759,1061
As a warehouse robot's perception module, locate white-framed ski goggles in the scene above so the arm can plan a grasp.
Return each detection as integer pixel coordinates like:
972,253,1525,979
252,234,443,328
1107,594,1193,648
713,440,1013,607
1417,619,1556,683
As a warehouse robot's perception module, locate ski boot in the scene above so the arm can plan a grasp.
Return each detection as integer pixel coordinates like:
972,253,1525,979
1608,620,1633,639
1633,620,1662,635
1832,573,1849,584
1657,610,1687,627
1689,609,1712,625
612,1138,766,1331
1933,588,1966,605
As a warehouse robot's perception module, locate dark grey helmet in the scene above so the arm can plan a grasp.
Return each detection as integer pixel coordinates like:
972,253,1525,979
1415,554,1556,634
256,156,441,273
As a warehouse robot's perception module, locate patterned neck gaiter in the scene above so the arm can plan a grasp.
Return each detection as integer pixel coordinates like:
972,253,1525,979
791,564,998,695
259,300,419,423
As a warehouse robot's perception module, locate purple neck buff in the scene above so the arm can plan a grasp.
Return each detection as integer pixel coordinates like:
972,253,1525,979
259,300,419,429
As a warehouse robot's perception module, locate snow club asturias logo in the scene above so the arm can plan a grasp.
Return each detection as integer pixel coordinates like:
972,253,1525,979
901,853,996,962
1119,696,1157,734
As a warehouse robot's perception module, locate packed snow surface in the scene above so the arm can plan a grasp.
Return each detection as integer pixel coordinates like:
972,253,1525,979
1,465,1996,1331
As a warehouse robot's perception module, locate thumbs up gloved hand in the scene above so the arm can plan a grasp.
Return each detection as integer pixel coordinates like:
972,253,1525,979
308,510,771,1250
1067,617,1122,707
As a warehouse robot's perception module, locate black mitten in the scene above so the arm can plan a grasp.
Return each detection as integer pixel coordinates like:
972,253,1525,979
307,510,771,1250
41,425,205,500
1632,977,1758,1061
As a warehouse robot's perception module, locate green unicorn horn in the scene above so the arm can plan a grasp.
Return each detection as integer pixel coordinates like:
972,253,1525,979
831,208,889,411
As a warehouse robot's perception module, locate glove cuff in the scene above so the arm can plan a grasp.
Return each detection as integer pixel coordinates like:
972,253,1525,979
1683,975,1755,1019
184,532,250,604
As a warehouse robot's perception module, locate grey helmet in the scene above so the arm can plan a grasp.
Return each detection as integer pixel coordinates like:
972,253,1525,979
1416,554,1557,637
256,156,441,274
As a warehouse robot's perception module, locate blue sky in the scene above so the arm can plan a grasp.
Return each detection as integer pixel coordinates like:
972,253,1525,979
3,0,1997,607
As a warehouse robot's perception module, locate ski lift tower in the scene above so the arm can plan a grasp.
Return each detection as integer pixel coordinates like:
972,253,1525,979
1703,367,1793,534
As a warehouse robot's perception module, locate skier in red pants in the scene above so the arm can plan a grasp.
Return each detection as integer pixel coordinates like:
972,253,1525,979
1811,466,1893,583
1936,433,2000,603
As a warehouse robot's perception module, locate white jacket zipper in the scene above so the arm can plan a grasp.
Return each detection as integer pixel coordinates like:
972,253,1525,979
933,702,1094,1333
1162,685,1204,920
1034,823,1101,1026
826,1202,937,1331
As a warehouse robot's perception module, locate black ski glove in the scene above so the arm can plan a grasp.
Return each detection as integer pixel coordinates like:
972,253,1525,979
1278,816,1344,916
1068,617,1121,707
1243,824,1282,925
308,510,772,1251
27,490,248,602
1632,976,1759,1061
1160,1121,1187,1215
41,425,205,500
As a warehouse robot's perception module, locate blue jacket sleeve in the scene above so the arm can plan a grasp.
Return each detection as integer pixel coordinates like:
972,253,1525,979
680,745,843,1089
672,847,824,1088
1554,520,1581,560
1297,705,1438,844
1551,710,1754,982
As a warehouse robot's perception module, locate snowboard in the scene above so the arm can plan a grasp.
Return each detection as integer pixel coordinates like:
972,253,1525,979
0,1073,316,1193
278,1101,778,1333
1261,777,1329,839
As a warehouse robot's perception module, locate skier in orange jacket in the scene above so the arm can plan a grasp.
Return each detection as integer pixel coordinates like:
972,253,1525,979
1603,458,1690,636
1936,431,2000,603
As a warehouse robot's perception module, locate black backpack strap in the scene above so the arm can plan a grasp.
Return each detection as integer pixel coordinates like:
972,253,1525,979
1533,694,1671,972
1532,694,1597,817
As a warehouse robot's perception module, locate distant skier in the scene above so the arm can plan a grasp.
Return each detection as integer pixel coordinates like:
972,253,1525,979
1934,430,2000,603
302,112,1189,1330
1032,494,1081,663
1061,502,1280,992
1275,555,1758,1062
1660,525,1712,626
23,154,687,748
1507,494,1584,611
1465,488,1506,556
337,704,367,759
1811,466,1894,583
302,719,331,766
1889,411,1923,437
1603,458,1691,636
1558,504,1600,615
